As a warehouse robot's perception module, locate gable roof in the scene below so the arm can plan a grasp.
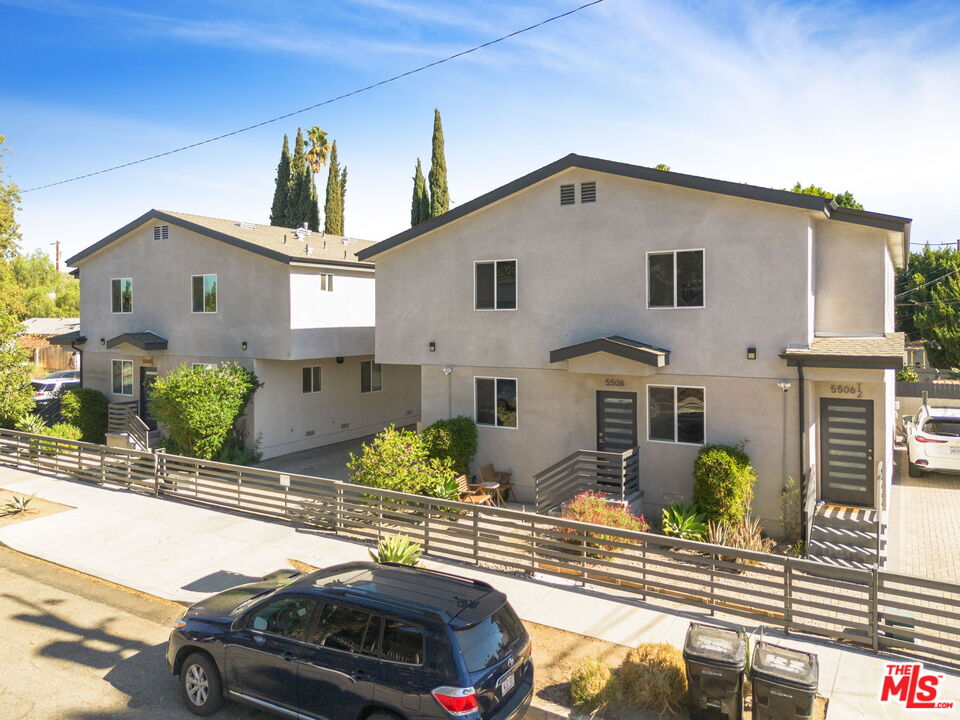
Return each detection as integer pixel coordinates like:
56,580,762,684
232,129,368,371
106,332,169,351
66,210,377,268
357,153,912,261
550,335,670,368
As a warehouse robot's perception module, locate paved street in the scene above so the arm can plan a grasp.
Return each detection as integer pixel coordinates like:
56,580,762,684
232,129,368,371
0,546,269,720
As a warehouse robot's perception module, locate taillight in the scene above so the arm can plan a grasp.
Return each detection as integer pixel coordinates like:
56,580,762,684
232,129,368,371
432,686,479,716
917,435,948,444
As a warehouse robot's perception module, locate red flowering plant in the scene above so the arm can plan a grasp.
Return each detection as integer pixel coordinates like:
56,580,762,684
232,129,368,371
558,491,649,558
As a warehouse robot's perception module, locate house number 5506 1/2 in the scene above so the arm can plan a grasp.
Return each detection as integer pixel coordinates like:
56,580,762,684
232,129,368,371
830,383,863,398
604,378,625,387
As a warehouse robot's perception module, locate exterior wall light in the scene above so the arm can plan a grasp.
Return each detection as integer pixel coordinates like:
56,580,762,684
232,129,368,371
336,357,344,364
429,341,437,352
777,380,792,392
100,337,105,346
746,347,757,360
442,367,453,376
241,341,248,351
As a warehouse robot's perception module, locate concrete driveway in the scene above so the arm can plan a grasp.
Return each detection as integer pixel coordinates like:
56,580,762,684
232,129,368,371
887,447,960,580
253,434,372,480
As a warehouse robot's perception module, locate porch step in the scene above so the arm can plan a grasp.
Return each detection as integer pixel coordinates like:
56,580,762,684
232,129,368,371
807,538,878,563
806,554,875,571
808,503,885,568
814,504,878,531
810,524,885,551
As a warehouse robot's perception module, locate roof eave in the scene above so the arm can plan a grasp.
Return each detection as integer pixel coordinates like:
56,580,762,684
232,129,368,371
780,353,904,370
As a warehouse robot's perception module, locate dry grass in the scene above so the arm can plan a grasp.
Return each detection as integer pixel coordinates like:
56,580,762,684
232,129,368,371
618,643,687,717
569,656,615,711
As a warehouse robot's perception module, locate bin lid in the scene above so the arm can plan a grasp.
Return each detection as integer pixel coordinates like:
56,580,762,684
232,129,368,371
751,641,819,691
682,623,747,668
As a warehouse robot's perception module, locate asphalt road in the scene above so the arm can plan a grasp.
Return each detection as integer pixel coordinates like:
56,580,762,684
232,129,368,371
0,546,271,719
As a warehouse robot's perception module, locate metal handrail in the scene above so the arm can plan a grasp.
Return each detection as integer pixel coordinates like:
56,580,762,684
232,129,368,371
534,446,639,514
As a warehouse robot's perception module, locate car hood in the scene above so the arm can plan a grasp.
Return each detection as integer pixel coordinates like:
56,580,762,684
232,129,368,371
185,570,301,620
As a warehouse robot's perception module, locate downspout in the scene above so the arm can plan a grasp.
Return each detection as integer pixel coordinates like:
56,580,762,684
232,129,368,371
71,339,83,388
797,363,807,546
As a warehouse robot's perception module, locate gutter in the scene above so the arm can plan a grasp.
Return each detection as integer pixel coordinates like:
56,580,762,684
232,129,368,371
797,363,807,547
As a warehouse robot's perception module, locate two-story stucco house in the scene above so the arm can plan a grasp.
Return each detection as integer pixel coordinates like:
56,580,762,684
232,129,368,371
54,210,420,459
358,154,910,566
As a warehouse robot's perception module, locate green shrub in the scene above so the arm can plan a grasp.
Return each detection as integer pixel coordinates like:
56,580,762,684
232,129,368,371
780,476,801,544
369,535,423,566
618,643,687,716
896,366,920,382
215,434,262,466
561,491,649,556
45,423,83,441
422,416,478,475
693,443,756,526
149,363,261,460
569,656,614,711
707,514,776,565
661,502,707,541
348,425,459,501
1,494,37,516
61,388,108,444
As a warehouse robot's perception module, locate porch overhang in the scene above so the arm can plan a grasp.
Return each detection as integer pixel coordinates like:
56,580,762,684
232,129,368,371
550,335,670,368
780,333,904,370
106,332,168,351
48,330,86,346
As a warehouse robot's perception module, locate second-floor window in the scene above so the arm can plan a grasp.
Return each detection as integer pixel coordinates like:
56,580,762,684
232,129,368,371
475,377,517,428
320,273,333,292
111,278,132,313
475,260,517,310
302,365,322,393
112,359,133,396
647,249,704,308
648,385,704,444
192,274,217,313
361,360,382,393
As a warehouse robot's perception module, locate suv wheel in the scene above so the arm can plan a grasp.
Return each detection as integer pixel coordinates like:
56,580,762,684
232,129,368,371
181,652,224,716
907,452,923,478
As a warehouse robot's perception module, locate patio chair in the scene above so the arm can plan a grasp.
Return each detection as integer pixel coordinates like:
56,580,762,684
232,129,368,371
477,463,513,502
456,475,493,505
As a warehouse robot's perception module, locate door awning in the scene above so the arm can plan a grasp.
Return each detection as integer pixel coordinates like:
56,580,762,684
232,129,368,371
48,330,86,346
780,333,903,370
550,335,670,368
106,332,168,351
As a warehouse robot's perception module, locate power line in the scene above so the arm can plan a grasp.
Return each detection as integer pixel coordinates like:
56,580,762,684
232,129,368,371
23,0,604,193
895,266,960,298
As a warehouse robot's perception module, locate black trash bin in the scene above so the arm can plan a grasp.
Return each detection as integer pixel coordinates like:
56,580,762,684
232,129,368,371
750,641,819,720
683,622,747,720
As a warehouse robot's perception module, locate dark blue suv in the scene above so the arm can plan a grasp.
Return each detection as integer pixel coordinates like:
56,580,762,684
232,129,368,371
167,562,534,720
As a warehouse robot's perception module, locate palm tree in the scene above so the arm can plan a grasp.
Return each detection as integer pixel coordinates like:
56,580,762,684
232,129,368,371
305,126,330,175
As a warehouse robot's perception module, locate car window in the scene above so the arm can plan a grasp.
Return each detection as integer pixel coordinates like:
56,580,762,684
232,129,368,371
455,604,523,672
245,596,315,640
312,602,380,656
923,418,960,437
381,619,425,665
32,382,53,392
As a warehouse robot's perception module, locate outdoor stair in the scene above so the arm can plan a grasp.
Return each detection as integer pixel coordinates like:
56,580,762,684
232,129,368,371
808,504,886,569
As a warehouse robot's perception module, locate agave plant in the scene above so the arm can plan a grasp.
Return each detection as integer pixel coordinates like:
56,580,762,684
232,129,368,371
369,534,423,566
707,513,776,565
661,502,707,541
2,494,37,517
15,414,47,435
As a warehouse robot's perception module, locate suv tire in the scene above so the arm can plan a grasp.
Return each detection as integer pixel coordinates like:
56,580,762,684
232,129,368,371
181,652,224,716
907,453,923,478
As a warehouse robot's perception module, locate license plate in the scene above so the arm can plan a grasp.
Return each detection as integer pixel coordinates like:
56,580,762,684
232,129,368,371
498,670,515,695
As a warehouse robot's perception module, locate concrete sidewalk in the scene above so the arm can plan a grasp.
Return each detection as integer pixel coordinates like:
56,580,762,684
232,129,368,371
1,464,957,718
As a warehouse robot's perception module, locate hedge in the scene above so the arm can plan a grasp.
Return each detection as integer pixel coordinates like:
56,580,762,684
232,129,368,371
61,388,108,444
692,443,756,526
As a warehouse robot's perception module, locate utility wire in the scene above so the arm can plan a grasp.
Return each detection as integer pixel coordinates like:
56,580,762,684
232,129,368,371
23,0,605,193
895,266,960,298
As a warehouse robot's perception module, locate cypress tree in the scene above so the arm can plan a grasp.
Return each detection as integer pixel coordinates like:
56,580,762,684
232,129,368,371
340,166,347,235
428,108,449,219
411,159,428,226
288,128,319,230
307,175,320,232
269,135,290,226
323,141,343,236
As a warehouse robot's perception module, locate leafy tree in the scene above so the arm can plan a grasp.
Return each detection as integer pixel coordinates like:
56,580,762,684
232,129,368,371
897,245,960,342
654,163,671,171
786,182,864,210
323,141,343,235
149,362,261,460
305,126,330,174
428,109,449,218
915,274,960,369
0,312,33,428
10,249,79,317
269,135,291,226
0,136,21,260
411,159,428,226
286,128,319,231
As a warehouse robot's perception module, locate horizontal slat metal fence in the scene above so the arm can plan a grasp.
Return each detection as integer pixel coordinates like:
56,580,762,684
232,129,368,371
1,427,958,666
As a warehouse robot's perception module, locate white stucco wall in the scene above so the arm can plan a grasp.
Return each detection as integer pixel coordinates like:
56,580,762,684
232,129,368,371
290,268,375,329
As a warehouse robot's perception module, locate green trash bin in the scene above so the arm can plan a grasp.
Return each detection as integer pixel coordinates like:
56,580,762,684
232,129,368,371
683,623,747,720
750,642,818,720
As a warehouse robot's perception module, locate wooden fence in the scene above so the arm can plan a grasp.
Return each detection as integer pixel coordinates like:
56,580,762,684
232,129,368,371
0,427,958,666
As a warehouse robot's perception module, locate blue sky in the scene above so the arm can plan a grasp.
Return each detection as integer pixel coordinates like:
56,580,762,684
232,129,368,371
3,0,960,260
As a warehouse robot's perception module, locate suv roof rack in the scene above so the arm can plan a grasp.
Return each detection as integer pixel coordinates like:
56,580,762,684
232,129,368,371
379,562,495,590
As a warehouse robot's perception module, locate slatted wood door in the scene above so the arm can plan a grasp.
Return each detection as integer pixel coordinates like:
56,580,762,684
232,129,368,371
820,397,875,507
597,391,637,452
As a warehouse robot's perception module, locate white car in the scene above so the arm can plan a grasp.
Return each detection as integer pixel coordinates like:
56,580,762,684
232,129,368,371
30,373,80,403
905,405,960,476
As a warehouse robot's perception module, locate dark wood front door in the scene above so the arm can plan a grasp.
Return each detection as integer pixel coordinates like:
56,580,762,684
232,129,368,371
596,391,638,453
139,367,158,431
820,397,875,507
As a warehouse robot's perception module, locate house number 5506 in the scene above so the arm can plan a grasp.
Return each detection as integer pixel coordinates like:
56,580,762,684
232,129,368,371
830,383,863,398
604,378,625,387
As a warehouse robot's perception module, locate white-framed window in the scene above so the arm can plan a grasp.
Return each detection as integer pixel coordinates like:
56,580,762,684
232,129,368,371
192,363,218,371
475,376,518,429
111,359,134,396
111,278,132,314
320,273,333,292
647,385,705,445
361,361,382,393
474,259,517,311
647,249,704,309
303,365,322,393
192,274,217,313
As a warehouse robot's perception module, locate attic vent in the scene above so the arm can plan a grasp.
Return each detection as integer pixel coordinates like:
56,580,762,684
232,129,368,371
295,227,310,240
153,225,169,240
560,184,575,206
580,181,597,203
237,221,256,230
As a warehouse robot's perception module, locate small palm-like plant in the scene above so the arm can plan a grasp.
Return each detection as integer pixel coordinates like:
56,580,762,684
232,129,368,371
15,414,47,435
369,534,423,566
661,503,707,541
2,494,37,517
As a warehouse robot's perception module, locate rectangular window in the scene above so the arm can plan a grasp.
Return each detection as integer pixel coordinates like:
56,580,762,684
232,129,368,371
361,360,382,393
381,619,425,665
302,365,322,393
647,250,704,308
111,359,133,396
111,278,132,313
475,260,517,310
475,377,518,428
312,603,379,656
647,385,704,444
320,273,333,292
192,274,217,313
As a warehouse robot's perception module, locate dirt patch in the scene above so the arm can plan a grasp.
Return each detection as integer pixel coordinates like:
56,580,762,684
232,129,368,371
0,488,73,528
